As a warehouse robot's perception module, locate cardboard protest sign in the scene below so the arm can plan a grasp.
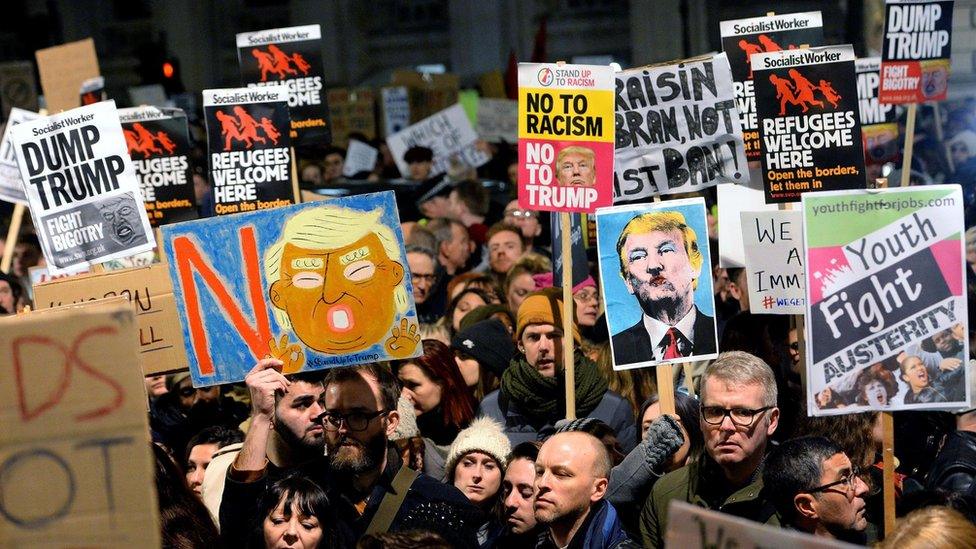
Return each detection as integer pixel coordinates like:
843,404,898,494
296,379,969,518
720,12,824,161
9,100,156,274
32,263,189,375
716,169,777,268
342,139,378,178
381,86,410,136
119,106,198,226
0,301,160,547
596,197,718,370
754,45,866,204
327,88,376,147
203,86,293,216
79,76,105,106
741,210,806,314
804,185,969,415
879,0,954,104
127,84,168,107
0,107,41,204
35,38,100,113
386,103,489,178
237,24,331,146
666,501,859,549
476,98,518,143
0,61,39,118
856,57,900,166
614,53,748,204
161,190,422,386
392,70,459,122
518,63,615,213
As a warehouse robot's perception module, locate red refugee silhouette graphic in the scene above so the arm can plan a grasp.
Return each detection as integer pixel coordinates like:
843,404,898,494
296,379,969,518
125,123,177,159
770,71,837,116
251,44,310,81
214,108,281,150
738,34,801,79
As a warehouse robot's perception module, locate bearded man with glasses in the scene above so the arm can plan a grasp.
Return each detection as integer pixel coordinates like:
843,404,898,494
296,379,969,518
639,351,780,548
763,436,872,543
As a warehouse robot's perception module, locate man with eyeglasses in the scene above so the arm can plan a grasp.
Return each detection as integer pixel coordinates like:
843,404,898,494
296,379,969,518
763,436,870,543
405,245,444,323
639,351,779,548
220,360,478,546
503,199,543,253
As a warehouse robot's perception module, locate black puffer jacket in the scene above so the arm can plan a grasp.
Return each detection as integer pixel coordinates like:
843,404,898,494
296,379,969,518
926,430,976,495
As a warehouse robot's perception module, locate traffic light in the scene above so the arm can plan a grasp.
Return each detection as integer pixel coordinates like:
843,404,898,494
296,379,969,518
160,57,184,94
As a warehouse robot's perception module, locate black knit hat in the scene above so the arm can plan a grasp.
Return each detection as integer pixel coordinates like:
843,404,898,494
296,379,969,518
451,318,516,377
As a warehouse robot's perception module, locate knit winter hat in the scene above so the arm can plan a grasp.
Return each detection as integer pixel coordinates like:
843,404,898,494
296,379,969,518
452,318,516,377
515,287,581,343
444,416,511,480
532,271,597,295
458,304,514,332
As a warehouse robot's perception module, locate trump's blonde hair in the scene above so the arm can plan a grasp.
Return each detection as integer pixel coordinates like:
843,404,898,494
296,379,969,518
615,210,703,289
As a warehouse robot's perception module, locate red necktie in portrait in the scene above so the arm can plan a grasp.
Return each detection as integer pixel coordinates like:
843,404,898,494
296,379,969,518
662,327,683,360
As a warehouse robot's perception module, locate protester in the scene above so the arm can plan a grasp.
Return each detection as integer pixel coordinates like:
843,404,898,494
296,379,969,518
504,254,550,313
479,289,637,452
152,443,221,548
394,339,477,478
151,372,249,459
640,351,780,548
444,417,511,547
763,436,870,543
452,318,514,400
926,407,976,494
486,223,526,286
404,146,434,182
445,287,492,336
502,200,543,253
448,180,491,245
322,146,345,185
220,360,479,546
426,217,475,278
0,271,22,315
185,426,244,497
499,441,543,547
406,245,442,323
534,431,638,548
251,474,340,548
879,506,976,549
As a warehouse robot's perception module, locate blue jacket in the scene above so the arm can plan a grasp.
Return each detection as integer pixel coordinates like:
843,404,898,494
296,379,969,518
478,389,637,454
534,499,639,549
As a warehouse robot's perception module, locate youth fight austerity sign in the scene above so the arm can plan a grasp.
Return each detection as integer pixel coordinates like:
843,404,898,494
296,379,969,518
9,101,155,273
754,45,866,204
119,106,198,226
879,0,954,104
518,63,614,213
203,86,293,216
720,11,824,162
237,24,331,146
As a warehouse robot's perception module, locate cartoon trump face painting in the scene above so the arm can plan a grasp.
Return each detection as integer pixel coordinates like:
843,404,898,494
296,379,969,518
264,205,419,370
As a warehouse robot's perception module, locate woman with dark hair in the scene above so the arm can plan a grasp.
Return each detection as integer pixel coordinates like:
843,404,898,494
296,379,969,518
444,288,494,337
638,392,703,465
394,339,478,479
855,363,899,407
251,474,339,549
444,417,511,548
151,442,221,548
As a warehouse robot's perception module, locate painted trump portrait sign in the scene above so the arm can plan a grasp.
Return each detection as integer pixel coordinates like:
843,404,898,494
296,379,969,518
596,197,718,370
162,190,421,386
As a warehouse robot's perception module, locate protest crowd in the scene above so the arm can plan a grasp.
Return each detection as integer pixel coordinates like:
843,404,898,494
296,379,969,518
4,2,976,549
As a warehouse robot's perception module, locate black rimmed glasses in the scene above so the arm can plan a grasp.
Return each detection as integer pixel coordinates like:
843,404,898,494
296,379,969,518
803,466,867,497
317,409,388,432
700,405,774,427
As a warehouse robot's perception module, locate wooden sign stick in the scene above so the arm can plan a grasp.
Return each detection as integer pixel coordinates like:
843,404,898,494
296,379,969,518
291,146,301,204
0,203,25,273
561,212,576,419
650,193,676,415
900,103,918,188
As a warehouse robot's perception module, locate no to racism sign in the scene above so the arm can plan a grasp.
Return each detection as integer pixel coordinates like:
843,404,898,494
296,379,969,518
518,63,615,213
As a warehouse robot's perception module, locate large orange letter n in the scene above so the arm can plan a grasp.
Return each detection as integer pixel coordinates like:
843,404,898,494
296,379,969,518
172,227,272,376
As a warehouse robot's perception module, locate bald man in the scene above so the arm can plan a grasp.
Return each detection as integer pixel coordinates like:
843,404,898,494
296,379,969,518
534,432,638,548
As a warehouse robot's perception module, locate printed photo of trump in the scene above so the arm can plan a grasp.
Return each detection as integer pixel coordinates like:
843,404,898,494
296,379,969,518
596,197,718,370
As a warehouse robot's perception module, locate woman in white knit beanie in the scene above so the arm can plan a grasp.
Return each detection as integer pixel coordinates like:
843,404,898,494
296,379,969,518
444,416,512,548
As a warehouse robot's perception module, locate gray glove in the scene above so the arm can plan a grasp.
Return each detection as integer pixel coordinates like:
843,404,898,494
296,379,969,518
641,414,685,472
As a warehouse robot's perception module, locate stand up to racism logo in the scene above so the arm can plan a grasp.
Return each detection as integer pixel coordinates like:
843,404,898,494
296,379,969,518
203,86,293,216
119,106,198,226
720,11,824,162
237,24,331,146
753,45,866,204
